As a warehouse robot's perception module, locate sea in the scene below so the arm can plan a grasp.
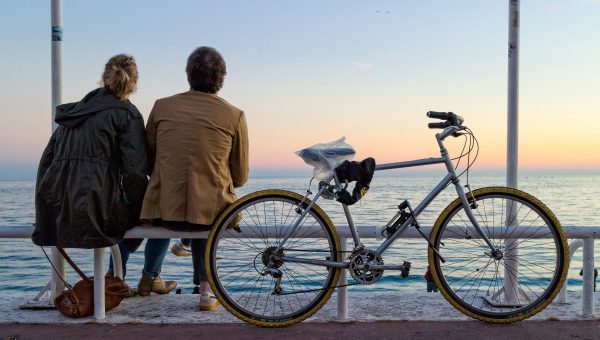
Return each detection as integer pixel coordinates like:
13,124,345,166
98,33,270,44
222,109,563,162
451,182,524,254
1,172,599,296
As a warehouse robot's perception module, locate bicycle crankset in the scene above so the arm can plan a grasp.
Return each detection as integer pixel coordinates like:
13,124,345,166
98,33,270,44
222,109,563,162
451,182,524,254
348,248,384,284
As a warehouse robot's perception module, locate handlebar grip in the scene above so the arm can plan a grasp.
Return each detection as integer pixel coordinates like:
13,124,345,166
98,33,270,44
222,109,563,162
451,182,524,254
428,122,449,129
427,111,451,120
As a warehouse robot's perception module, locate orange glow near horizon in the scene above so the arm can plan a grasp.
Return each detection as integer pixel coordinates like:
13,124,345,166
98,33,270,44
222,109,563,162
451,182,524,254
6,108,599,172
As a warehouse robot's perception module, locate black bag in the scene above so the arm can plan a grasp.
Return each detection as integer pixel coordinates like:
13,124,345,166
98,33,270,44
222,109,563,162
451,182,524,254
335,157,376,205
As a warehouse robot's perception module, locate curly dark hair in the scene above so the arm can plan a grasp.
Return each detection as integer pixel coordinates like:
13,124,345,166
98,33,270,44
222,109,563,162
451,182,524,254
185,47,226,93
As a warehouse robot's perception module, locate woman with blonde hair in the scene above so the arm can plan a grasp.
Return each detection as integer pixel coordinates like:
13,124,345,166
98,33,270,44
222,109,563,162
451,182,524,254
33,54,148,251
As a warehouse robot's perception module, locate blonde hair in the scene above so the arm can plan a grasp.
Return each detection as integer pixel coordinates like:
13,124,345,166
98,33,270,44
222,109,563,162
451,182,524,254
101,54,138,100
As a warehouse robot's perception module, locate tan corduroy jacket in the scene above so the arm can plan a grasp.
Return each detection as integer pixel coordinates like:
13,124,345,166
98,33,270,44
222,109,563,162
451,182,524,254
140,90,249,225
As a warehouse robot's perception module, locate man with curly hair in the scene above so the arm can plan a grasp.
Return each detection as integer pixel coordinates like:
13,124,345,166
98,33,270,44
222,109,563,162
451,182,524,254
123,47,249,310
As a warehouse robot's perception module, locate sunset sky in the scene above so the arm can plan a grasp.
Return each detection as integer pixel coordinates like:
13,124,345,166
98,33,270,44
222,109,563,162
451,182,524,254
0,0,599,178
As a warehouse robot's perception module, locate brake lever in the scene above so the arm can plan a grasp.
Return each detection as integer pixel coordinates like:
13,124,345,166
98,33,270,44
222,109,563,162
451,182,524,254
451,126,468,137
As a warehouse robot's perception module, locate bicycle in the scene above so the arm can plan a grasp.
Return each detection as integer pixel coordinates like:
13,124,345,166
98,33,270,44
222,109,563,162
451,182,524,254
205,111,569,327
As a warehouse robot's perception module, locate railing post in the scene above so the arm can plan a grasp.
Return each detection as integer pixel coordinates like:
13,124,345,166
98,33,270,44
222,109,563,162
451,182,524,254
94,248,106,320
336,237,348,321
558,239,583,303
582,237,595,318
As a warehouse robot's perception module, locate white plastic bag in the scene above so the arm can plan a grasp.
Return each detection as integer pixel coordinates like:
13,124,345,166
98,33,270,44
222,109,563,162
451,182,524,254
295,137,356,180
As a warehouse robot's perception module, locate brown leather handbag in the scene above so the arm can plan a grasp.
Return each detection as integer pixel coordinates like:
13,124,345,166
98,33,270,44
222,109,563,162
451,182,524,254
43,247,130,318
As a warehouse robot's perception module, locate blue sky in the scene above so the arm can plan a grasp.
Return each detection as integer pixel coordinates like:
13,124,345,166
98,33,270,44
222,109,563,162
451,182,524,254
1,0,599,178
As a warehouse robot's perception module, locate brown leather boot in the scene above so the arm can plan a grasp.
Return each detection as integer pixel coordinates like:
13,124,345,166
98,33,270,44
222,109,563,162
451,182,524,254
137,275,177,296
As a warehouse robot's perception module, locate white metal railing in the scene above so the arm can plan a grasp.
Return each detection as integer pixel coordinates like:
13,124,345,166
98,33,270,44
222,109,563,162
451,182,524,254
0,225,597,320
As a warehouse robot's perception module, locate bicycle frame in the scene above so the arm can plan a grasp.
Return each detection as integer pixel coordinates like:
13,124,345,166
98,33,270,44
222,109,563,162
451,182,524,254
278,125,497,270
210,112,568,326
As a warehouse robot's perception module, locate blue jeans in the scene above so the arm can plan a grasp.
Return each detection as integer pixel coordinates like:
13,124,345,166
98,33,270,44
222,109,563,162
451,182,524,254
109,239,170,278
191,239,208,283
109,238,207,281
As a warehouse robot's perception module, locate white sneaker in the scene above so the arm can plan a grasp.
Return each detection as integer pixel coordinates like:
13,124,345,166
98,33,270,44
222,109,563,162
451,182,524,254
170,241,192,256
199,292,220,311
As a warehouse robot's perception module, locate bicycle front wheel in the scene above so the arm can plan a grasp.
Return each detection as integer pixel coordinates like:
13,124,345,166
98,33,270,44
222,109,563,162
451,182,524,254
428,187,568,323
206,190,341,327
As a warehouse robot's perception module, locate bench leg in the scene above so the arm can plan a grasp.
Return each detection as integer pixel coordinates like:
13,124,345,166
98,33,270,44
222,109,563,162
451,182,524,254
94,247,106,320
50,247,66,303
109,244,124,279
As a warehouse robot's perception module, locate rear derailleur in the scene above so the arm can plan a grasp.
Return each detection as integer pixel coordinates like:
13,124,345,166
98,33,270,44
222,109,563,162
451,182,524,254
258,246,285,295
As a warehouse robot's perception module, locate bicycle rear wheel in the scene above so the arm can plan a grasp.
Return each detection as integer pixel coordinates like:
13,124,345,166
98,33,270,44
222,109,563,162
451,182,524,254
428,187,568,322
206,190,341,327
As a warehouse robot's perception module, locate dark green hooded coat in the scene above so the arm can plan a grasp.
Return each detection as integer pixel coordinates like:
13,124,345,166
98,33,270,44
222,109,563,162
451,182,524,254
33,87,148,248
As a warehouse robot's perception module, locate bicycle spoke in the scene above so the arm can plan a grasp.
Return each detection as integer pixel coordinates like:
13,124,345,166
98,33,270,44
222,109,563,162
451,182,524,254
431,190,566,321
210,192,339,324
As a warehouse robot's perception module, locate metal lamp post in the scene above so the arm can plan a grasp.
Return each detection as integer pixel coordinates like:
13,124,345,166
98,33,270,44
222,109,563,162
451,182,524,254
49,0,66,303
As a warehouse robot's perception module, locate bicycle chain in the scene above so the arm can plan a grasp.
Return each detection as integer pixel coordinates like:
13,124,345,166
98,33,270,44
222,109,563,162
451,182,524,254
272,247,366,296
283,248,352,254
278,281,362,295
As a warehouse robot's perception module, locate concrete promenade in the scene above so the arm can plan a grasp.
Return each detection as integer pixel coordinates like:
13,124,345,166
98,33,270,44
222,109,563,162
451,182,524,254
2,321,600,340
1,290,598,339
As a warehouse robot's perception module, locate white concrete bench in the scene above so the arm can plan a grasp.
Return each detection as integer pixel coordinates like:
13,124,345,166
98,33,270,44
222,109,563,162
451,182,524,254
92,227,211,319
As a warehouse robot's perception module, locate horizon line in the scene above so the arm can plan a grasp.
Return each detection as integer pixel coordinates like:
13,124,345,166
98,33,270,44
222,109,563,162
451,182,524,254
1,166,598,181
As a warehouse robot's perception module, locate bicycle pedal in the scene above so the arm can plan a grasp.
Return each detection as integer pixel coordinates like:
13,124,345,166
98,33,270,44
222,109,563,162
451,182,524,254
400,261,411,278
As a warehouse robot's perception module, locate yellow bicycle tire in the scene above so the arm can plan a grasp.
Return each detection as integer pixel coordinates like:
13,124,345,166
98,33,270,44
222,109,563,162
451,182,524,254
206,189,342,327
428,186,569,323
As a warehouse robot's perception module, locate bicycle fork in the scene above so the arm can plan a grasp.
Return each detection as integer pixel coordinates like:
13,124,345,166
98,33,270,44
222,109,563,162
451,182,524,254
438,132,499,256
452,180,499,256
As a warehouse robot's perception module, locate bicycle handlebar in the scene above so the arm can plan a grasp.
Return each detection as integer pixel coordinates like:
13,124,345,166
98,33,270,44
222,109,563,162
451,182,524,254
426,111,452,120
426,111,464,128
428,122,449,129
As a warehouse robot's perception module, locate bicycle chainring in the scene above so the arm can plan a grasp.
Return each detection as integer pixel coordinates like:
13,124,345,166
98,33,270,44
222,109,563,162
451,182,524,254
348,248,384,284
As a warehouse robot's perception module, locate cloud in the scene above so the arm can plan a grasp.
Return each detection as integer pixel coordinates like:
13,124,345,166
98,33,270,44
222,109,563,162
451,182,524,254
349,62,374,73
390,51,402,59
